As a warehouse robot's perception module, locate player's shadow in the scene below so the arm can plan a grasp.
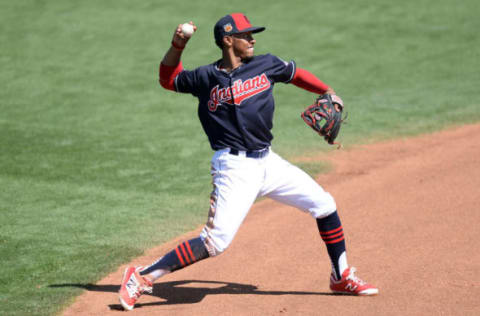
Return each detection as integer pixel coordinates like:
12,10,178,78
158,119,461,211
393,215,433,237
50,279,338,310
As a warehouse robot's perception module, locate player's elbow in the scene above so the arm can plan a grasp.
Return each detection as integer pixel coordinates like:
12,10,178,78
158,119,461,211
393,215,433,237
159,77,174,90
159,62,183,91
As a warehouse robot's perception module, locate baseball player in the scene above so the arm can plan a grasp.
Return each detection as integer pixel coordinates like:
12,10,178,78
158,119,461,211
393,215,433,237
119,13,378,311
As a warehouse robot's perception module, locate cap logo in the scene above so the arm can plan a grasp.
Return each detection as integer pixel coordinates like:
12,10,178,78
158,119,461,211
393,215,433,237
224,23,233,32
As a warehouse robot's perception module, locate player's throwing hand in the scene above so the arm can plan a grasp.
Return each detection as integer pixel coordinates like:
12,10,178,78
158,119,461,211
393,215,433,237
172,21,196,50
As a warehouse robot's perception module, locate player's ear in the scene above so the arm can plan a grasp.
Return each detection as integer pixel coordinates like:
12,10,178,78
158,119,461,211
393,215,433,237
223,36,233,48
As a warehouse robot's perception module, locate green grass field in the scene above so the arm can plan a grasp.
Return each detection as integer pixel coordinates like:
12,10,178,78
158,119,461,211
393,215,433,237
1,0,479,315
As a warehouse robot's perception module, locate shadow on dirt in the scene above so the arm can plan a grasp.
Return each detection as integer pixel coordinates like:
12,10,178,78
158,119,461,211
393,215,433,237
50,279,339,309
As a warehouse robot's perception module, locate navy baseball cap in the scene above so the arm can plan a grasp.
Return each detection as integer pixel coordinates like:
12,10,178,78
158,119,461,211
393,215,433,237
214,13,266,48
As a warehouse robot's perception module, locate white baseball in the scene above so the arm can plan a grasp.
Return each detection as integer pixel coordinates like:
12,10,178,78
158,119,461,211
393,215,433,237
181,23,194,37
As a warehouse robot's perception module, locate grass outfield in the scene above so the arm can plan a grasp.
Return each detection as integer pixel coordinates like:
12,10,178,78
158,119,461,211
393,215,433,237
1,0,479,315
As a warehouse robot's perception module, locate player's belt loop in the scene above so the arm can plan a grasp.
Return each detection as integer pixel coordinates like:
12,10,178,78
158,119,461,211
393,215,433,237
229,147,269,158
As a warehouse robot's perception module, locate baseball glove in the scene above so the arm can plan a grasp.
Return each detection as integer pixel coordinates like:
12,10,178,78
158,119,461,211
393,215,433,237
301,94,347,147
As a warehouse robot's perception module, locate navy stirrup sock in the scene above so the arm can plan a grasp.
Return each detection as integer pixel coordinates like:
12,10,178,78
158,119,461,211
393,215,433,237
316,211,346,280
140,237,209,275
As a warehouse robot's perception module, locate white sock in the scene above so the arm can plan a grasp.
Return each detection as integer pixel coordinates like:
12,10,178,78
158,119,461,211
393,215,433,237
337,251,348,278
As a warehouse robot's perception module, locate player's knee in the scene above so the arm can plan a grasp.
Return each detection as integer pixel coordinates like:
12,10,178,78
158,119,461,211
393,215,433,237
203,238,228,257
310,193,337,218
199,231,231,257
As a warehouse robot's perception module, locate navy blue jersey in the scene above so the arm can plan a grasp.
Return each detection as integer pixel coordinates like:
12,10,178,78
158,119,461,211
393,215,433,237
174,54,296,151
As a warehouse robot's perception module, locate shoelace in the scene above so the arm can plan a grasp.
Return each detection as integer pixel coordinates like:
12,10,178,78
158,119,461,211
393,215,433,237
130,284,152,299
127,276,153,299
141,284,153,294
346,267,366,286
131,289,141,299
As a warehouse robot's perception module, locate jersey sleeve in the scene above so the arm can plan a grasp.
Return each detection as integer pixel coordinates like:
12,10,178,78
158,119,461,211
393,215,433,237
267,54,296,84
175,69,200,96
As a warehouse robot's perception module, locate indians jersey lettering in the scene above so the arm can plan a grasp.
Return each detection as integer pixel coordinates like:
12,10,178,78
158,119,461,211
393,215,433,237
208,73,271,111
174,54,296,151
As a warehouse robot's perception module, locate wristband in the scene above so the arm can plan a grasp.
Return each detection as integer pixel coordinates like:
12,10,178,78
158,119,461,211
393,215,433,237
171,40,185,50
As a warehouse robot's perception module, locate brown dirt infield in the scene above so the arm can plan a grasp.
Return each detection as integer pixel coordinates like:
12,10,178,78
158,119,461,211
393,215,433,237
63,124,480,316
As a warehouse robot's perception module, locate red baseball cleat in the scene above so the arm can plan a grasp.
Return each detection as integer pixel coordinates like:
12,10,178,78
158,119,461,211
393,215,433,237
118,266,153,310
330,267,378,296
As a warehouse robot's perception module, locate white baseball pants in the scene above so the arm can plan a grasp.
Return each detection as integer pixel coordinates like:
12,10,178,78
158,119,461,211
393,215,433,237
200,148,336,256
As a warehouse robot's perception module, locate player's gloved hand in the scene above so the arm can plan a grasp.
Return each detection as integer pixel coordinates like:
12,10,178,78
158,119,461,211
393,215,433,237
172,22,197,50
324,88,344,111
331,94,344,111
301,93,347,147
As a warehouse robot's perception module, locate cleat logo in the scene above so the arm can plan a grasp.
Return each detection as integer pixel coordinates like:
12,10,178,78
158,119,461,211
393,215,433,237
126,276,139,297
345,283,358,291
208,73,271,111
